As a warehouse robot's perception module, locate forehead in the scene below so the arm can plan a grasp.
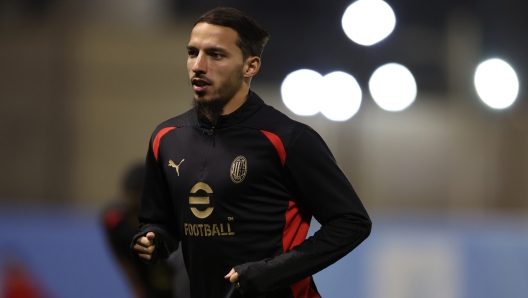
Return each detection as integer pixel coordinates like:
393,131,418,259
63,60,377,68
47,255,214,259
188,22,240,50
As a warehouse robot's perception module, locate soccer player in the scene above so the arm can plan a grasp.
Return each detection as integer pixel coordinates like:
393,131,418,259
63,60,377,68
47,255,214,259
131,7,371,298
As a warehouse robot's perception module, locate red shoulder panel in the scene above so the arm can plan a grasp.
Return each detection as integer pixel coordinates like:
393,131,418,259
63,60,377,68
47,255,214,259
153,127,176,162
260,130,286,166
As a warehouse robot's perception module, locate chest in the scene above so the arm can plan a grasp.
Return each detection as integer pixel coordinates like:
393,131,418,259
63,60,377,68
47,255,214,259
158,126,289,221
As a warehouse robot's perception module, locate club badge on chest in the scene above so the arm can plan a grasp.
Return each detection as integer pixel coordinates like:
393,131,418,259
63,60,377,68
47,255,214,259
230,155,247,184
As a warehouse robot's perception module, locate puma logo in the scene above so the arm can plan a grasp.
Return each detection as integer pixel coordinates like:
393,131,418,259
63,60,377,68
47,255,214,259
168,159,185,176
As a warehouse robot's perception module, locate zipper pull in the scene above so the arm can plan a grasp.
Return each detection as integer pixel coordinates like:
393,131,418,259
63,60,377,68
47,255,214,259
202,127,215,135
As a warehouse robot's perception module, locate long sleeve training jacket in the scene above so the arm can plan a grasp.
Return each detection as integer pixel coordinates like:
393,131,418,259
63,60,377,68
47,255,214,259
132,91,371,298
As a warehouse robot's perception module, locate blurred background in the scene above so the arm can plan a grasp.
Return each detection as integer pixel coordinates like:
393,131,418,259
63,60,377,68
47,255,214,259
1,0,528,297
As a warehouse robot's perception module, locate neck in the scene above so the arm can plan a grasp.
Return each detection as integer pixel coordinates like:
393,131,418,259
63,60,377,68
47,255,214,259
222,84,250,116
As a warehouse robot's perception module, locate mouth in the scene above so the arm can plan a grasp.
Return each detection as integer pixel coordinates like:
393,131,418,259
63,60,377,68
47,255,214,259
191,77,211,93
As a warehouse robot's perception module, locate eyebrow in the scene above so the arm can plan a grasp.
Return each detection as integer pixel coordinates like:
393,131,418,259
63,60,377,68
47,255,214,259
186,45,228,54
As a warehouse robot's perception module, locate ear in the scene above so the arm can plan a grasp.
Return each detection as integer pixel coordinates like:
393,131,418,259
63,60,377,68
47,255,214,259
243,56,261,78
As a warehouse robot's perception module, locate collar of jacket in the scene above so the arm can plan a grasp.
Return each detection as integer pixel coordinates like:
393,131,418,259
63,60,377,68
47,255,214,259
197,90,264,130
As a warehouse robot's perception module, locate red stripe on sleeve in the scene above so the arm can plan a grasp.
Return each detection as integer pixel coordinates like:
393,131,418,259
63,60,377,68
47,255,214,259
153,127,176,162
261,130,319,297
283,200,310,252
290,277,321,298
260,130,286,166
283,201,320,298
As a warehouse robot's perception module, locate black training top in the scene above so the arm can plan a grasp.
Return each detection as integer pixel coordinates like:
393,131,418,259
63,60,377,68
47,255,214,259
132,91,371,298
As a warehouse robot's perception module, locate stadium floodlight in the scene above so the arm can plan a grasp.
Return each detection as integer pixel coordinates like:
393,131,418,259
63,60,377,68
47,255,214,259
320,71,362,121
369,63,417,112
342,0,396,46
281,69,324,116
474,58,519,109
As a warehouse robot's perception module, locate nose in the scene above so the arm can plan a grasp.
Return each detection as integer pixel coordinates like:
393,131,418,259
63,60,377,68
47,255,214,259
191,52,207,74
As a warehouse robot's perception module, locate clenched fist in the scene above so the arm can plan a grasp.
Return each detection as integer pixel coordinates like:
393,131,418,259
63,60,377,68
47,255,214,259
134,232,156,261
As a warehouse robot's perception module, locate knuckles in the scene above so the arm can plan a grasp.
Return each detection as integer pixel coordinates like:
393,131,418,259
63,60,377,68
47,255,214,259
136,236,154,246
134,244,156,254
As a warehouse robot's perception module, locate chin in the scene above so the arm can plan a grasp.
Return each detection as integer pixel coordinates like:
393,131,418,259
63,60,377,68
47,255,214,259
195,95,216,102
193,92,207,100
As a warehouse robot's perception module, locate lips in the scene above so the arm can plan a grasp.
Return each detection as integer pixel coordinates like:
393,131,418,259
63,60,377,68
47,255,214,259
192,77,211,93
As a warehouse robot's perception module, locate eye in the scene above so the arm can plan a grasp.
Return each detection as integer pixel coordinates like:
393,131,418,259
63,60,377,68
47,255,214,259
211,52,223,59
187,50,198,58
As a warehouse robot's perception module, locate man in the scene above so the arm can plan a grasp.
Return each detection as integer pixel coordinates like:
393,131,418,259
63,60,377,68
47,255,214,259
132,7,371,298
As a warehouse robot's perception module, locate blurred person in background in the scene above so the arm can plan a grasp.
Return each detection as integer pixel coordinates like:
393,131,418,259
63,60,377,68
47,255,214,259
132,7,371,298
102,163,190,298
1,250,53,298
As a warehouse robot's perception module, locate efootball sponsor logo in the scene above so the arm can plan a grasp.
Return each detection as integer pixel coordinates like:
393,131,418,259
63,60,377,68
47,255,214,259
186,182,235,237
183,223,234,236
189,182,214,218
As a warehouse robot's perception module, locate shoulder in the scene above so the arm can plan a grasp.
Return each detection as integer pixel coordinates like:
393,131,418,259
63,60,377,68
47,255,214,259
239,100,314,149
150,109,198,140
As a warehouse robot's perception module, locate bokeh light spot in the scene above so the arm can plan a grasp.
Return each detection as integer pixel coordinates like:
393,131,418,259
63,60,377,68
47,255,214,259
320,71,362,121
474,58,519,109
369,63,417,112
281,69,324,116
342,0,396,46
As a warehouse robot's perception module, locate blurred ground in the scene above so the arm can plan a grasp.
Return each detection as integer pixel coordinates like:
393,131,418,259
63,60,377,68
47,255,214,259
1,206,527,298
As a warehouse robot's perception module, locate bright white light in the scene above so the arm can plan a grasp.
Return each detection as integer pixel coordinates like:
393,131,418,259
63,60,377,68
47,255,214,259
369,63,417,111
342,0,396,46
474,58,519,109
320,71,362,121
281,69,323,116
282,69,363,121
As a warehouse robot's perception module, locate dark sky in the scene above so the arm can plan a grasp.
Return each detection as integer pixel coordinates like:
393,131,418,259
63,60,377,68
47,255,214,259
175,0,528,94
5,0,526,93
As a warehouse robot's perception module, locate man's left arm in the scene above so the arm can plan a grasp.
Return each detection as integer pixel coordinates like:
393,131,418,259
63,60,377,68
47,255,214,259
231,129,372,294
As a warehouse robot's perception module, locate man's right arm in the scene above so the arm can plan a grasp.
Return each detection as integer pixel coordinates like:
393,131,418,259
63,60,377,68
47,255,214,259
130,132,180,263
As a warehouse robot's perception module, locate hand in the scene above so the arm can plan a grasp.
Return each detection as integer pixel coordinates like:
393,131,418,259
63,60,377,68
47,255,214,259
133,232,156,261
224,268,239,285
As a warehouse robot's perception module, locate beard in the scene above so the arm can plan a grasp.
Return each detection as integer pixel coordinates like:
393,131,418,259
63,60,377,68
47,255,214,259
192,72,243,127
193,96,228,127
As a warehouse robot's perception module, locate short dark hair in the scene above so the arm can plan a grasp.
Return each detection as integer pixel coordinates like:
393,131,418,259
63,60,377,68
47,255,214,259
194,7,270,59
